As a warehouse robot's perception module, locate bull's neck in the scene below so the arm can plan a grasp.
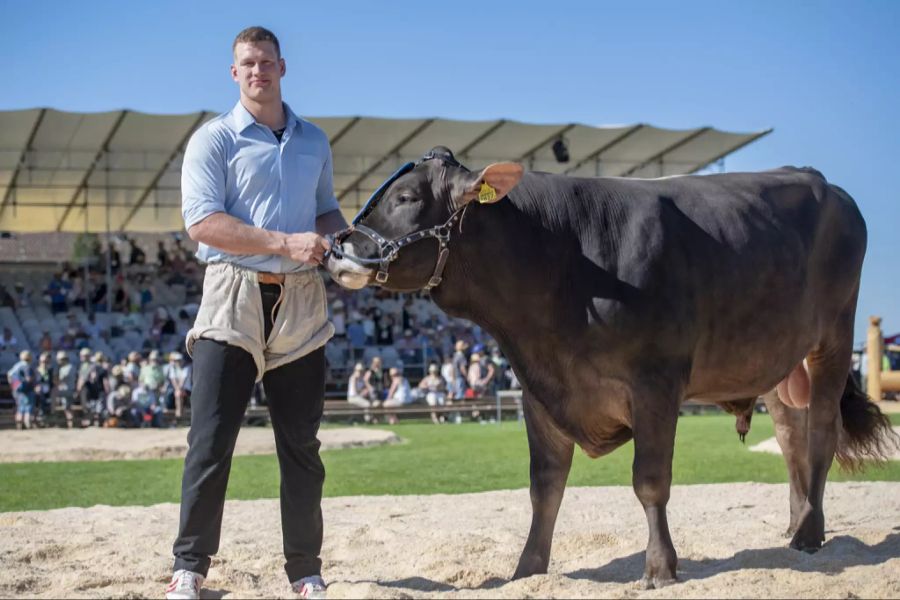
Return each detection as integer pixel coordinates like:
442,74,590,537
431,197,579,401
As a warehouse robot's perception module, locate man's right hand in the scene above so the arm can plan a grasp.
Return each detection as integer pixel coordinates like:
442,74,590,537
281,232,332,266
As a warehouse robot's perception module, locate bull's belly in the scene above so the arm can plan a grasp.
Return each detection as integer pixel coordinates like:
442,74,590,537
555,382,635,458
685,324,818,403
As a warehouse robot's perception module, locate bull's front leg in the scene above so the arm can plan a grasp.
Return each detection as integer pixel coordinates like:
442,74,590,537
512,393,574,580
632,388,680,589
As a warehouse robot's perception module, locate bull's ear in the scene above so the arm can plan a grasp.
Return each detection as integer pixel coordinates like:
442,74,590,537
453,162,524,206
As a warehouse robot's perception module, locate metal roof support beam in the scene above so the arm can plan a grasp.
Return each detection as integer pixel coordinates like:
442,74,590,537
0,108,47,221
457,119,506,158
119,111,209,230
514,123,577,165
618,127,711,177
688,128,773,174
337,118,435,202
55,110,129,231
328,116,360,148
563,123,644,175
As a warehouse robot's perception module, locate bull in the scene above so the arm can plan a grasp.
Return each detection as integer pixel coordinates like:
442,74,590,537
325,146,897,588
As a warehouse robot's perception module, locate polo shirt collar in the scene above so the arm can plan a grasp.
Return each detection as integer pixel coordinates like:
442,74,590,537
231,100,302,135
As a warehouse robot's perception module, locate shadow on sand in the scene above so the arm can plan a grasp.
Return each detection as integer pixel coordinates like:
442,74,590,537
567,533,900,584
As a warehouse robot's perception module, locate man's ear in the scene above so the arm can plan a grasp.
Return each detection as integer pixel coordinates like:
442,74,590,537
451,162,524,207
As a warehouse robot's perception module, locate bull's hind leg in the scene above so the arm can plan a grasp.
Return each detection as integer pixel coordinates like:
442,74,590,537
631,380,681,588
512,393,574,580
790,309,854,552
761,389,810,536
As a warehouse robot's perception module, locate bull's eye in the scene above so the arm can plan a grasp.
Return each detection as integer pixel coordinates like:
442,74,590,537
397,193,416,204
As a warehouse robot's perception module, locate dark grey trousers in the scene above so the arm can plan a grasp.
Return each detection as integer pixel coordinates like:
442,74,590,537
173,283,326,582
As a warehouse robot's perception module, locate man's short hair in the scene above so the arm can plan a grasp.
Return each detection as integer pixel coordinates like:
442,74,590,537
233,26,281,57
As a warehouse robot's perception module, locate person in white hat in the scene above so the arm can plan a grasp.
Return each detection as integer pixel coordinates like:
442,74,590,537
164,352,187,418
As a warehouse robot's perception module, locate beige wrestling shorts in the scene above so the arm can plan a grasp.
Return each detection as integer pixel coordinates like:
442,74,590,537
185,262,334,381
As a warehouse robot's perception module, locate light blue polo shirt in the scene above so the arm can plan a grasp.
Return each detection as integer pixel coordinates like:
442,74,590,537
181,100,341,273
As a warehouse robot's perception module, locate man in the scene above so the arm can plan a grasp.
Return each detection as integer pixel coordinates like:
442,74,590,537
166,26,347,600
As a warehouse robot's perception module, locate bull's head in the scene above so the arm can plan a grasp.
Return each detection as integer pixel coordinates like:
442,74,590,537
326,147,523,292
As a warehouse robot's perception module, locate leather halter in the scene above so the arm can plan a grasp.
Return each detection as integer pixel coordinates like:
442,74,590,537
327,151,469,291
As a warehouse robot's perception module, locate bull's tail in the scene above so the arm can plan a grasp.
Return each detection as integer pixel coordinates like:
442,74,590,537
835,373,899,472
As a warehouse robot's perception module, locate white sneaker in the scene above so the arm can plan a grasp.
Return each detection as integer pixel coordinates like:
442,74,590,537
165,569,204,600
291,575,327,599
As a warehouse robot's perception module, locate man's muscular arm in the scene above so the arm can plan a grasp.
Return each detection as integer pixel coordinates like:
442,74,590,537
188,212,330,266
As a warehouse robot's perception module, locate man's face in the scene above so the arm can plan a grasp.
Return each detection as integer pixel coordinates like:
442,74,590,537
231,41,285,103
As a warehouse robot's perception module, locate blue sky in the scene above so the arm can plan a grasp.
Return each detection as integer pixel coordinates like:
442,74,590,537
2,0,898,342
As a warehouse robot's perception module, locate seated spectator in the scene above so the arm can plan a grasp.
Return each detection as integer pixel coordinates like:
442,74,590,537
45,273,69,314
107,384,141,427
467,348,496,397
1,327,18,351
331,300,346,339
13,282,31,308
57,331,75,350
0,284,15,308
136,275,153,310
382,367,413,424
112,281,130,313
89,273,108,312
122,353,140,385
364,356,386,402
376,313,395,346
83,313,102,339
414,363,448,424
157,240,169,267
38,331,53,353
128,237,146,265
54,350,77,429
108,364,125,391
346,313,367,348
139,350,166,405
132,383,165,428
347,362,378,423
68,274,86,309
6,350,35,430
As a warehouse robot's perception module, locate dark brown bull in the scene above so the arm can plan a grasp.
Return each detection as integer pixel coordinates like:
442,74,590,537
326,147,897,588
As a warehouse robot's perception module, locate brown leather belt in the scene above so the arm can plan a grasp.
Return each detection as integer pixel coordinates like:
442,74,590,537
257,272,285,285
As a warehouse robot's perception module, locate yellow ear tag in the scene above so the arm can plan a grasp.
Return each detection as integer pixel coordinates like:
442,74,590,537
477,182,498,204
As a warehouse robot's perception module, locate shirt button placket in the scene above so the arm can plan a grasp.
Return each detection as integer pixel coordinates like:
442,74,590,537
278,130,287,272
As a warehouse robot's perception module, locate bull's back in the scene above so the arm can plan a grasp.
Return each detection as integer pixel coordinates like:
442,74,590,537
653,168,866,398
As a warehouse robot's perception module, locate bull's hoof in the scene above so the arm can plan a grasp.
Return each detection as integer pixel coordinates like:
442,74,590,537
789,537,823,554
511,556,547,581
789,506,824,552
639,575,677,590
789,526,824,553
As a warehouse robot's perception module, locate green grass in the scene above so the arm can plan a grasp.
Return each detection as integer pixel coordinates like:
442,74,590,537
1,413,898,512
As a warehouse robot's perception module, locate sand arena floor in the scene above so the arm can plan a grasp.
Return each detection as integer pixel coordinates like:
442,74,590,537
0,426,400,463
1,482,899,599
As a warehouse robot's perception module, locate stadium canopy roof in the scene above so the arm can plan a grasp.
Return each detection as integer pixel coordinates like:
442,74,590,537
0,108,771,233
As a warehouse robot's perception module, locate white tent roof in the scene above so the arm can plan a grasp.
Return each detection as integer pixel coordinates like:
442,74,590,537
0,108,770,232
